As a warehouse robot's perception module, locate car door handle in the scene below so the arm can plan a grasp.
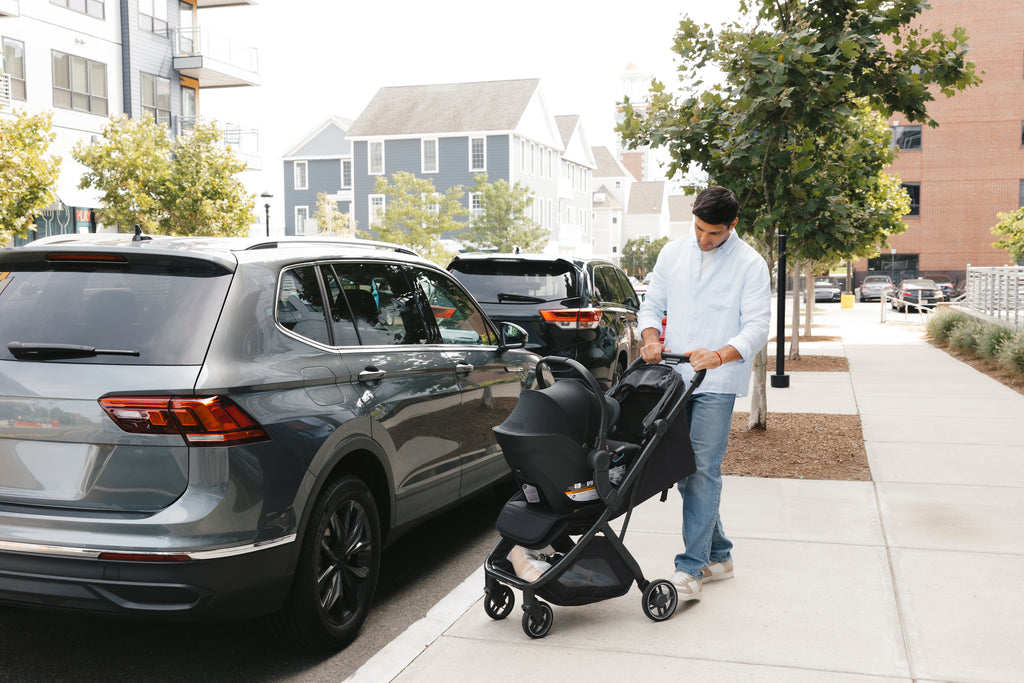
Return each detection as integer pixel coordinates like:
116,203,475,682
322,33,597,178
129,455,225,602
358,368,386,382
455,362,474,374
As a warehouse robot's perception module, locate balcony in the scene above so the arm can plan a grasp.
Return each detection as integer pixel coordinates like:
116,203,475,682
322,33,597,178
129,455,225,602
0,0,18,17
195,0,256,6
0,74,11,113
178,116,262,171
172,27,260,88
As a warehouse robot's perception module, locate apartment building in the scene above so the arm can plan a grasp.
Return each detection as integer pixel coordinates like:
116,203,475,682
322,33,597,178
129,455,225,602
853,0,1024,284
0,0,259,243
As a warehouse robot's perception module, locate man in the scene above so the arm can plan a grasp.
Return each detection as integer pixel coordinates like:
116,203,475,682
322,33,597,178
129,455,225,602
638,186,771,601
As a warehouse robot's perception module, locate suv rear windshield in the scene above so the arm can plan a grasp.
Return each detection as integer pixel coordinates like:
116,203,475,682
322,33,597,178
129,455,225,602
449,260,578,304
0,265,231,365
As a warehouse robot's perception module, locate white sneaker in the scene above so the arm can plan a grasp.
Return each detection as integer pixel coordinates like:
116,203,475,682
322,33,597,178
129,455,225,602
701,558,734,582
670,571,702,601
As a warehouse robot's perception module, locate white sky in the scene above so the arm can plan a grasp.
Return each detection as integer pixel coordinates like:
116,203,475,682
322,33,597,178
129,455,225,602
199,0,739,223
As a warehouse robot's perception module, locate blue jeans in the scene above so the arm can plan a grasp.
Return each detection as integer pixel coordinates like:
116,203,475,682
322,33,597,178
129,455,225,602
674,392,736,578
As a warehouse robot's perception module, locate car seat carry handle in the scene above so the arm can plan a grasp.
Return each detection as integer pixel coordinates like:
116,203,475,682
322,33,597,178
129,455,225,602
534,356,609,444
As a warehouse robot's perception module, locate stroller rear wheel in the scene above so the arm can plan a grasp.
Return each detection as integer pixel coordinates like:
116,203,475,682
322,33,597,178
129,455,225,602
484,584,515,620
642,579,678,621
522,601,553,638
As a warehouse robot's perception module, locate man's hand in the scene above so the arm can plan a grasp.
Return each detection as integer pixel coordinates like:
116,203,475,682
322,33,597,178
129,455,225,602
640,327,667,364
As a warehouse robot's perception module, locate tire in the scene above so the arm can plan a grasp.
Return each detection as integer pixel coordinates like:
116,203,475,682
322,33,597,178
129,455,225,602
272,475,381,651
609,359,626,391
522,601,553,639
484,584,515,620
642,580,678,622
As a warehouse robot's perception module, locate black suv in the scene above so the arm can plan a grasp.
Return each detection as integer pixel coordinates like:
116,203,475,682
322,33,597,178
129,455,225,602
447,254,641,389
0,235,536,650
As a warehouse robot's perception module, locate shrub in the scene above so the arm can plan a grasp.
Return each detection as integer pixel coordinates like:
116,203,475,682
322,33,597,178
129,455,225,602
997,332,1024,379
977,324,1015,361
926,308,970,345
947,318,985,355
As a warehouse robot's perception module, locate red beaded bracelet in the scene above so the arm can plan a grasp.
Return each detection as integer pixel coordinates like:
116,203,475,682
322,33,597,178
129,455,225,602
713,350,723,366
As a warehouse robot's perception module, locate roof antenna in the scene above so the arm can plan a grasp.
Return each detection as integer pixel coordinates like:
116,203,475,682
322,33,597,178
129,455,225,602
132,224,150,242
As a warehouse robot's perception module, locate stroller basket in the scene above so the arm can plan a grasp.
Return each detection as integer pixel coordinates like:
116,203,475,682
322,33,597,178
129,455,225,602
534,535,633,607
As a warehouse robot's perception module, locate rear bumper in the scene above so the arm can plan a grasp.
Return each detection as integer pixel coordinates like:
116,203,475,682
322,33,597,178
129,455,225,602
0,538,295,620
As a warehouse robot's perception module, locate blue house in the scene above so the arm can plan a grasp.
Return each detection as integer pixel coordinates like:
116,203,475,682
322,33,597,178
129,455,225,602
281,116,354,235
343,78,595,255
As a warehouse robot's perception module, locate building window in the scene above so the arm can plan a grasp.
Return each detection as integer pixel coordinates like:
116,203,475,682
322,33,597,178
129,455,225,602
2,38,26,101
295,206,309,235
470,136,486,172
368,194,385,228
141,73,171,125
50,0,105,19
422,138,438,173
423,193,440,216
341,158,352,189
294,160,308,190
470,192,483,218
1019,179,1024,207
368,141,384,175
520,138,527,173
139,0,168,35
891,125,921,151
901,182,920,216
51,51,107,115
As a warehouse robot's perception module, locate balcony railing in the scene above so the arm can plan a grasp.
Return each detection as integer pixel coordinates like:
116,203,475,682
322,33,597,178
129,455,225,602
0,73,11,113
171,27,259,87
964,265,1024,330
177,116,261,170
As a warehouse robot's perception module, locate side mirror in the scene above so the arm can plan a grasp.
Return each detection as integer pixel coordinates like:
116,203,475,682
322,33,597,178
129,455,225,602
496,322,528,352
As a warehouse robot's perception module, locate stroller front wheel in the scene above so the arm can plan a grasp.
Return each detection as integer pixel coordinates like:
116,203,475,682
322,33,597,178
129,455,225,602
484,584,515,620
522,601,553,638
642,579,678,621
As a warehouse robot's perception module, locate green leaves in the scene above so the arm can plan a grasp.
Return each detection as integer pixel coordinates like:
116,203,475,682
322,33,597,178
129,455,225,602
460,173,549,254
991,207,1024,263
0,110,60,243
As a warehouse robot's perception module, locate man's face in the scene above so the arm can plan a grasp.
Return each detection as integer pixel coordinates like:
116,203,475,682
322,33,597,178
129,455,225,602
694,216,737,251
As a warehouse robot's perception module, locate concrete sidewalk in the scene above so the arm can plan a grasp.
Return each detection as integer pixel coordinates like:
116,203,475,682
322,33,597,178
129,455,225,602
349,304,1024,683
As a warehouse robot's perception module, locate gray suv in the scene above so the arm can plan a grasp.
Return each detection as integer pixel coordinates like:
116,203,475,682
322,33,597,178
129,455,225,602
0,235,535,650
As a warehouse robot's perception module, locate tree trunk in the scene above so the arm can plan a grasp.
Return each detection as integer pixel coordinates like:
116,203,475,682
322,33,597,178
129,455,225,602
747,345,768,430
789,260,801,360
804,261,815,338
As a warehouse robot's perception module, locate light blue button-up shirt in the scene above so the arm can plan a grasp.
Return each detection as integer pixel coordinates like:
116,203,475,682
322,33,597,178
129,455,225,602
638,230,771,397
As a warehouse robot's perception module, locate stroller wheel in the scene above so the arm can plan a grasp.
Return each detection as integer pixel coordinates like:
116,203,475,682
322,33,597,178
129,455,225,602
521,601,553,639
484,584,515,620
642,579,678,621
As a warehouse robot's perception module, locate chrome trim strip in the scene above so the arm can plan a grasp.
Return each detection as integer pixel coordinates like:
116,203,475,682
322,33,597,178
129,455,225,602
0,534,296,560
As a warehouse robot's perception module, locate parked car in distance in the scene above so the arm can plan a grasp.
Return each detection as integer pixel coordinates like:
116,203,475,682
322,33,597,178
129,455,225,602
858,275,894,302
447,254,641,390
813,278,842,302
892,278,942,312
0,235,537,651
924,274,956,301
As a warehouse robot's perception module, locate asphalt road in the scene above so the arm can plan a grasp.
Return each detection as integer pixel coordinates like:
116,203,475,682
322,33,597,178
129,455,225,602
0,485,513,682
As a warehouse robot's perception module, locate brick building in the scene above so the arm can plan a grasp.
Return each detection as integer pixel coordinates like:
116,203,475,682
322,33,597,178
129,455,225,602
853,0,1024,287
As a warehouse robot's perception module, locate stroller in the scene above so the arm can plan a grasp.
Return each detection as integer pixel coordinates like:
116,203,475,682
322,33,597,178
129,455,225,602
483,354,705,638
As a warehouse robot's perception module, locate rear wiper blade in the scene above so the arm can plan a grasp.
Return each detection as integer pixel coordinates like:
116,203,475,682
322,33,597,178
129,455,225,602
7,342,140,360
496,293,545,303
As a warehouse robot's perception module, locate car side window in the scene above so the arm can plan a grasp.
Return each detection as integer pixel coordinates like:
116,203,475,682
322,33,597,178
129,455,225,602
594,266,626,305
331,262,428,346
410,268,498,346
613,268,639,308
277,266,331,345
318,264,360,346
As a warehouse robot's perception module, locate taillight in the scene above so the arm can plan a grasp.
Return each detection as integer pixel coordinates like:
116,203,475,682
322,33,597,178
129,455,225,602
431,305,456,319
99,396,269,446
539,308,603,329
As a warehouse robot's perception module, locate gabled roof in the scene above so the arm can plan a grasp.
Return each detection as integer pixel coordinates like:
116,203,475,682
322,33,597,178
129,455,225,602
626,181,667,215
554,114,596,168
282,115,354,159
591,146,633,179
593,184,624,211
348,79,542,137
554,115,580,148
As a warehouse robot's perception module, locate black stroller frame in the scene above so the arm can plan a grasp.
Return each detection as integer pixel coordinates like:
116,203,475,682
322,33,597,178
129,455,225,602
483,354,705,638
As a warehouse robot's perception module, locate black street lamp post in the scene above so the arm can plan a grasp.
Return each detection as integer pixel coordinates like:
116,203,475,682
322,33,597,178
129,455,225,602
771,230,790,389
261,191,273,237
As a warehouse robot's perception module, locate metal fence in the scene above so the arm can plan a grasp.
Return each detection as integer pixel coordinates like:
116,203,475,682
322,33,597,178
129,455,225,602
963,265,1024,330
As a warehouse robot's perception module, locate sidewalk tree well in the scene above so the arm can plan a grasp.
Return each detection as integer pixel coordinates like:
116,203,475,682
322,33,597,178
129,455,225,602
0,110,60,244
73,115,255,235
459,173,548,253
361,171,467,266
617,0,978,429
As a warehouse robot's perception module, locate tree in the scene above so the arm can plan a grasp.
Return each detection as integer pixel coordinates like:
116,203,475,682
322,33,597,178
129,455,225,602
73,115,255,235
459,173,548,253
0,110,61,244
991,208,1024,264
314,192,355,236
618,0,978,429
363,171,467,265
623,236,669,277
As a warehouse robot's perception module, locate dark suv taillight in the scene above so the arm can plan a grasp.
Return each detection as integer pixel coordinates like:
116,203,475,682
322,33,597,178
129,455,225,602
99,396,269,446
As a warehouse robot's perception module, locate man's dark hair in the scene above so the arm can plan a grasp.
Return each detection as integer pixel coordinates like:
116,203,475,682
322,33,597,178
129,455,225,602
692,186,739,227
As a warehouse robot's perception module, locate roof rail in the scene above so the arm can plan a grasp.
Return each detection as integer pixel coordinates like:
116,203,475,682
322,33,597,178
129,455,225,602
244,236,419,256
